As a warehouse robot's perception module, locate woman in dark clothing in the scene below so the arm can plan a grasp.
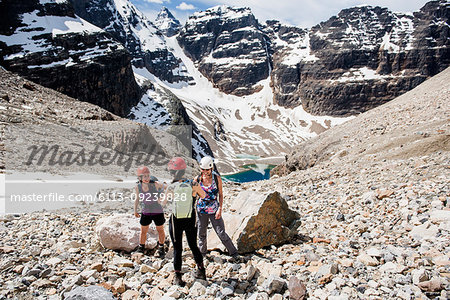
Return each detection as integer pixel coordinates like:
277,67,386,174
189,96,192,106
165,157,207,286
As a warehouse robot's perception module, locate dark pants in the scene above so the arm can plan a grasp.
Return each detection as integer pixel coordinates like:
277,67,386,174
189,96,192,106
197,212,238,256
168,214,203,272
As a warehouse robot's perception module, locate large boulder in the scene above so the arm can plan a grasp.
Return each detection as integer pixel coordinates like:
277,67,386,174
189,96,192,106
64,286,116,300
208,191,301,253
95,214,158,252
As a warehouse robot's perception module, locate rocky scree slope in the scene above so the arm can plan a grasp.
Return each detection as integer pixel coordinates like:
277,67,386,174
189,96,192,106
0,67,193,178
0,69,449,299
272,66,450,177
229,65,450,298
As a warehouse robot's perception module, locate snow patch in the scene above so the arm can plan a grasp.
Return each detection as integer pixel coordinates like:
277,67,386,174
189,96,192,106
52,18,103,35
0,11,105,60
27,59,71,69
39,0,68,4
331,67,397,83
281,31,319,65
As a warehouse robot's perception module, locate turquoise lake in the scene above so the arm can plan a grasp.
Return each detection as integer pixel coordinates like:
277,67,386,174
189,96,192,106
222,164,276,183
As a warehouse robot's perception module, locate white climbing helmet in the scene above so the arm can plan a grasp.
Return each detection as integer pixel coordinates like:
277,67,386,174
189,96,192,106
199,156,214,169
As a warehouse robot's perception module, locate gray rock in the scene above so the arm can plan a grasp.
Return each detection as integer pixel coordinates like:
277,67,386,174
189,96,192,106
288,276,307,300
246,265,257,281
96,214,159,252
336,213,345,221
316,263,339,278
262,275,286,295
62,275,84,291
79,269,98,280
247,292,270,300
383,252,395,263
409,223,439,241
394,274,411,285
21,278,31,286
86,277,97,285
366,247,383,258
221,286,234,297
305,251,320,262
64,285,116,300
164,285,182,298
411,269,430,285
26,269,41,277
29,245,41,256
190,281,206,297
39,268,52,278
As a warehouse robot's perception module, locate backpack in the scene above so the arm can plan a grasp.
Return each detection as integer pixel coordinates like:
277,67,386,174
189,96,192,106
171,180,194,218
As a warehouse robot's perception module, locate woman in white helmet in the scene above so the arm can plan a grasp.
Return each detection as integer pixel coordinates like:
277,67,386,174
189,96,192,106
194,156,238,260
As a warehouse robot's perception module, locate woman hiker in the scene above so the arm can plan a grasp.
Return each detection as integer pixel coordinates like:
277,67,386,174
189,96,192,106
165,157,207,286
133,166,166,257
194,156,239,261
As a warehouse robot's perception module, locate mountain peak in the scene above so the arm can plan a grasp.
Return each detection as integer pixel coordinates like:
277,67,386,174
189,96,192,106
155,6,181,37
157,6,178,21
207,5,252,15
189,5,253,22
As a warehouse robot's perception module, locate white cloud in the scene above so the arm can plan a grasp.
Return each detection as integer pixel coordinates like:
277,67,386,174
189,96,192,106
142,0,168,4
177,2,196,10
139,8,160,21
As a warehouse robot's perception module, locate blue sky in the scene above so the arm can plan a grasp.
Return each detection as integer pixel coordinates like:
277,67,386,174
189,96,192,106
130,0,431,28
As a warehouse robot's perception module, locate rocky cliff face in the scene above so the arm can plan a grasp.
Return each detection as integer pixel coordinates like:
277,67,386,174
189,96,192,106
263,20,313,108
268,0,450,116
0,0,140,117
176,1,448,115
70,0,192,84
177,5,271,96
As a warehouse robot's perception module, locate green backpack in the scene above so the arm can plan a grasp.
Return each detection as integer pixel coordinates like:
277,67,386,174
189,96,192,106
171,180,194,218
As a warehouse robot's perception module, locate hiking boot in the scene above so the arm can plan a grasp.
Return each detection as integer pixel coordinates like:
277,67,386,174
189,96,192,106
135,244,145,254
155,242,165,257
227,253,240,263
194,267,206,280
174,272,185,287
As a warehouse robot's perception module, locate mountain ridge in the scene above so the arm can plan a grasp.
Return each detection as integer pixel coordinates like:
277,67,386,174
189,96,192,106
0,0,448,170
0,0,141,117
